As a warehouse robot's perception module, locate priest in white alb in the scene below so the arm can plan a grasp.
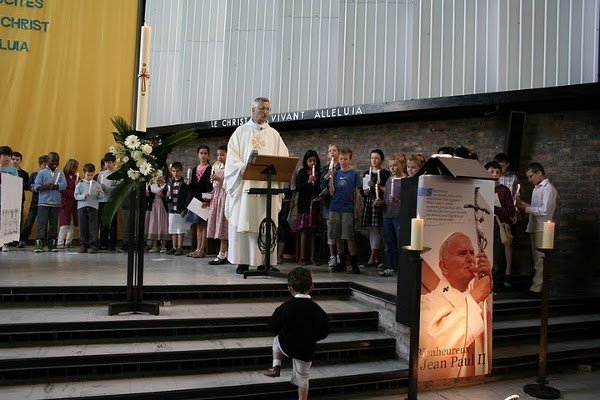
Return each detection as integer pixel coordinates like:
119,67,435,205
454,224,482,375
224,97,289,274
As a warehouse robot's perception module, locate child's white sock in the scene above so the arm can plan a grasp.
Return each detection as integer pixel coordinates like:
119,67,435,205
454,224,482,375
272,359,281,367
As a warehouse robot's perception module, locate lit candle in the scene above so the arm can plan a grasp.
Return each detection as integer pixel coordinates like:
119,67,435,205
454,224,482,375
369,167,372,179
375,183,380,200
76,172,80,182
542,220,555,249
377,170,381,184
54,171,60,185
135,23,152,132
516,183,521,197
390,178,395,193
187,168,191,181
312,165,315,177
88,180,92,195
329,158,334,170
100,175,104,185
410,215,424,250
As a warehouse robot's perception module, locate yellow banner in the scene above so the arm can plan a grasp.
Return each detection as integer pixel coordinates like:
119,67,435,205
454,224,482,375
0,0,139,175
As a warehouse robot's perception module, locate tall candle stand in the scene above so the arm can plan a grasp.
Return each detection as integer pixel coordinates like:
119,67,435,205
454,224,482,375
401,245,431,400
523,247,560,399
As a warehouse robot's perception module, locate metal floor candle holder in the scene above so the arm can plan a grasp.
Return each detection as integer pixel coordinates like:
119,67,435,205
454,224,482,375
523,247,560,399
401,245,431,400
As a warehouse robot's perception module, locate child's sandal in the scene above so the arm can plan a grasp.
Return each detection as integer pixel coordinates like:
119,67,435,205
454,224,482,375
264,365,281,377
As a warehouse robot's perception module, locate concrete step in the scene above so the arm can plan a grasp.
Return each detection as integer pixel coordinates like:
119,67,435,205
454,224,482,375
493,296,600,320
0,282,351,304
0,332,397,384
0,359,409,400
492,313,600,343
0,300,379,345
492,337,600,371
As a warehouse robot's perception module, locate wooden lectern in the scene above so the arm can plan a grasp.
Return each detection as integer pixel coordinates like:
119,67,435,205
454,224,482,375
242,152,299,278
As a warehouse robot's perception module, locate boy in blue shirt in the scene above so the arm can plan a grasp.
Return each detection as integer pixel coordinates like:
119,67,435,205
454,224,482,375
328,149,362,274
32,152,67,252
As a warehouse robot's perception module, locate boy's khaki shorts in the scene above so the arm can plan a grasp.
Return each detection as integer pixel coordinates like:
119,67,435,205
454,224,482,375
329,211,355,241
273,336,312,388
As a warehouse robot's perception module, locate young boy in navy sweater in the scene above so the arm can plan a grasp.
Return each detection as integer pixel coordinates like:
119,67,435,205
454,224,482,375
264,267,330,400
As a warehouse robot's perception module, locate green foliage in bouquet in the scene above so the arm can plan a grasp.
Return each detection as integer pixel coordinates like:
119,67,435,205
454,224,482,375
101,116,197,226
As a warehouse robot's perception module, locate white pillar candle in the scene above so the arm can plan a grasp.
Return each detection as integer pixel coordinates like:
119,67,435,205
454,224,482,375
187,168,191,181
369,167,372,179
88,180,92,195
377,170,381,183
76,172,80,182
411,215,424,250
375,183,380,200
329,158,334,170
135,24,152,132
312,165,315,176
516,183,521,197
542,220,555,249
54,171,60,185
390,178,394,193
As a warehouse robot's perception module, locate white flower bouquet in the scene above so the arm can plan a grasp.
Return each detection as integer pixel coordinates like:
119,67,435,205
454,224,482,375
101,116,197,226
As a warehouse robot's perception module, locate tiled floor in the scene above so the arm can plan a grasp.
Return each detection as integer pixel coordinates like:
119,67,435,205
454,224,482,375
0,248,398,294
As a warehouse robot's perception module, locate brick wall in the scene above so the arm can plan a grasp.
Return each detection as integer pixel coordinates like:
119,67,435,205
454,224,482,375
169,109,599,295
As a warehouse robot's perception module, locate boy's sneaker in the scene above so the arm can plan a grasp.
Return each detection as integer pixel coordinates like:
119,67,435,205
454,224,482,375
17,241,26,248
1,245,9,252
48,240,58,252
34,240,43,253
351,264,361,274
328,256,337,268
56,244,65,250
331,264,346,272
378,268,395,277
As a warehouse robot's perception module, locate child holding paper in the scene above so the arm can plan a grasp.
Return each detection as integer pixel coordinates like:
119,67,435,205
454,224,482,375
185,145,213,258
